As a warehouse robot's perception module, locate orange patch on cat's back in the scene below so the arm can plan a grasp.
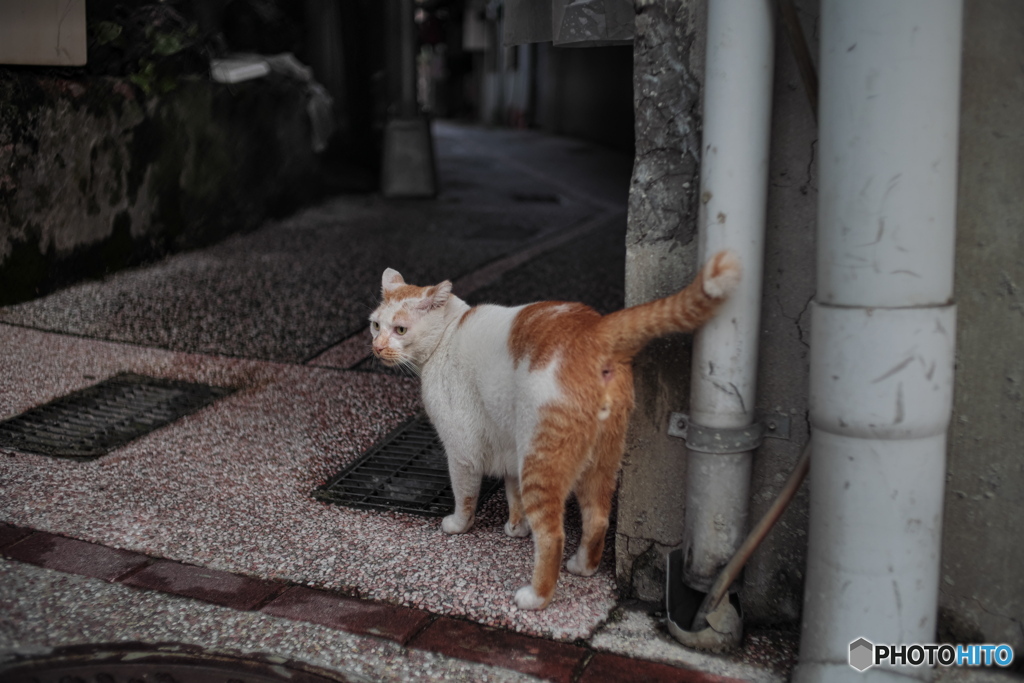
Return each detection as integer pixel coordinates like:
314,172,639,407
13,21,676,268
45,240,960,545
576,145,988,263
509,302,601,371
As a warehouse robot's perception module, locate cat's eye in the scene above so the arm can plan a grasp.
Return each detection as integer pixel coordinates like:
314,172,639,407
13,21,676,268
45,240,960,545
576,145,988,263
370,321,380,332
395,326,407,335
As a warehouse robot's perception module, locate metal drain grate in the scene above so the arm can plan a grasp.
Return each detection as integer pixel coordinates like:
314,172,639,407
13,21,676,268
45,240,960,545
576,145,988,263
0,373,232,460
314,413,502,517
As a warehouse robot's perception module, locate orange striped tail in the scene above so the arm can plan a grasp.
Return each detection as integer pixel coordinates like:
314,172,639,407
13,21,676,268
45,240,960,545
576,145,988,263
598,250,741,359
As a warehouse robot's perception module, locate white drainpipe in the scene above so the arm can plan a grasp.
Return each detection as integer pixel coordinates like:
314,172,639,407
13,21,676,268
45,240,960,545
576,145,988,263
679,0,774,593
793,2,962,682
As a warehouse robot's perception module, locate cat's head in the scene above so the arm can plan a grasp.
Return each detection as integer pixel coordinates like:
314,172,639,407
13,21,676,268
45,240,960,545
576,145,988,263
369,268,453,369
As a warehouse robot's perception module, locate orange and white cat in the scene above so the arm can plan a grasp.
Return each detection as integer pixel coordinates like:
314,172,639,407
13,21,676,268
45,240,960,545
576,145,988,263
369,251,740,610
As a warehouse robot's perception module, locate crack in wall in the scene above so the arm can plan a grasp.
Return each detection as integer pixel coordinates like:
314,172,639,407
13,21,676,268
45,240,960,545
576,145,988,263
801,138,817,195
775,291,814,349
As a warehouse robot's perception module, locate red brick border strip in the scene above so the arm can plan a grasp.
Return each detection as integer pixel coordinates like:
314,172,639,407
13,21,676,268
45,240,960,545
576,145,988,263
3,529,151,582
579,652,741,683
409,616,587,683
122,559,286,611
262,585,432,645
0,522,32,549
0,523,742,683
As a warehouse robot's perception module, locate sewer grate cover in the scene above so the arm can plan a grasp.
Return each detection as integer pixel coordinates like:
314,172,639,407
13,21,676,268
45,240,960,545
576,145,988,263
314,413,501,517
0,373,232,460
0,643,351,683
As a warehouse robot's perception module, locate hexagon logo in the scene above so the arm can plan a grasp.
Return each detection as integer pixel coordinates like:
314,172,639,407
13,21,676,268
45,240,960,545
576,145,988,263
849,638,875,671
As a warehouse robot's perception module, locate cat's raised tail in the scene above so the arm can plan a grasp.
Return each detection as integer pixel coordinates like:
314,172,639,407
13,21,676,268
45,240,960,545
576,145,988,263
598,250,741,359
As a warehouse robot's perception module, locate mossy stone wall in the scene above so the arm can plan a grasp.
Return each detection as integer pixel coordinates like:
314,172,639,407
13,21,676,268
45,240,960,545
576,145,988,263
0,72,320,305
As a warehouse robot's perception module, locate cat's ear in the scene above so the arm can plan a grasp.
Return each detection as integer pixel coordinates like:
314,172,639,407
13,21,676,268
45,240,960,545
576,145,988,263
419,280,453,311
381,268,405,296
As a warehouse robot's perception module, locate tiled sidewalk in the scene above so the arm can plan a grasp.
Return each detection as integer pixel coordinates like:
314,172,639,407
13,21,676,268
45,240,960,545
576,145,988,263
0,523,739,683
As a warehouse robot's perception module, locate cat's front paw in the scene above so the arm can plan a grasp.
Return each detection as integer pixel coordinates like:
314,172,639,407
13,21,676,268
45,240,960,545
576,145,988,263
514,585,550,610
566,550,598,577
504,519,530,538
442,513,474,534
702,250,742,299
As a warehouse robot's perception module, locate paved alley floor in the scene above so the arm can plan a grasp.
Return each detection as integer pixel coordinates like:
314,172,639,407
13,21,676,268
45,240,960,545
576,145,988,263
0,123,791,682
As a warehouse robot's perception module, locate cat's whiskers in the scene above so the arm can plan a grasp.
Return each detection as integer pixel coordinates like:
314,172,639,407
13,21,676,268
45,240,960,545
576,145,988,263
396,356,421,378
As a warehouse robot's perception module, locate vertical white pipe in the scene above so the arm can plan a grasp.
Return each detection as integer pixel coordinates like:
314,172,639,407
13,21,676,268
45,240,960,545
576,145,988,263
681,0,773,589
794,1,962,681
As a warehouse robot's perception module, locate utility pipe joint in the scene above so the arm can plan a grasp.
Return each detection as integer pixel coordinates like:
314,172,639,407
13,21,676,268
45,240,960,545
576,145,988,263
669,412,765,454
810,303,957,441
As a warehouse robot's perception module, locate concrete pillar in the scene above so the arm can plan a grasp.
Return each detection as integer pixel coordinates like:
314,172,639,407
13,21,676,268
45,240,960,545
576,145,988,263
616,0,706,600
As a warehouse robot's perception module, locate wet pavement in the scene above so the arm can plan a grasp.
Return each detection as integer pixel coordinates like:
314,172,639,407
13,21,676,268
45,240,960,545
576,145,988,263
0,122,792,681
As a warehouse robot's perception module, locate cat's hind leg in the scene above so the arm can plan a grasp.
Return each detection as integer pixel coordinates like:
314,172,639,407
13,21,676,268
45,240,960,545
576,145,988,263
442,457,482,534
565,444,622,576
568,372,632,577
503,475,531,538
514,410,589,610
565,462,616,577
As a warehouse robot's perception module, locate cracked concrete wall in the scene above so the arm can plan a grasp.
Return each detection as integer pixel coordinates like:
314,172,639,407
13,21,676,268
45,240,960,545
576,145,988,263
940,0,1024,654
740,0,817,625
617,0,817,627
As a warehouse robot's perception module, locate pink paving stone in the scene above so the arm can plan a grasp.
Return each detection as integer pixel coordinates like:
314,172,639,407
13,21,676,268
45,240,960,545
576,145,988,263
409,617,586,683
2,532,150,581
578,653,745,683
261,585,432,644
0,523,33,549
121,560,283,610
